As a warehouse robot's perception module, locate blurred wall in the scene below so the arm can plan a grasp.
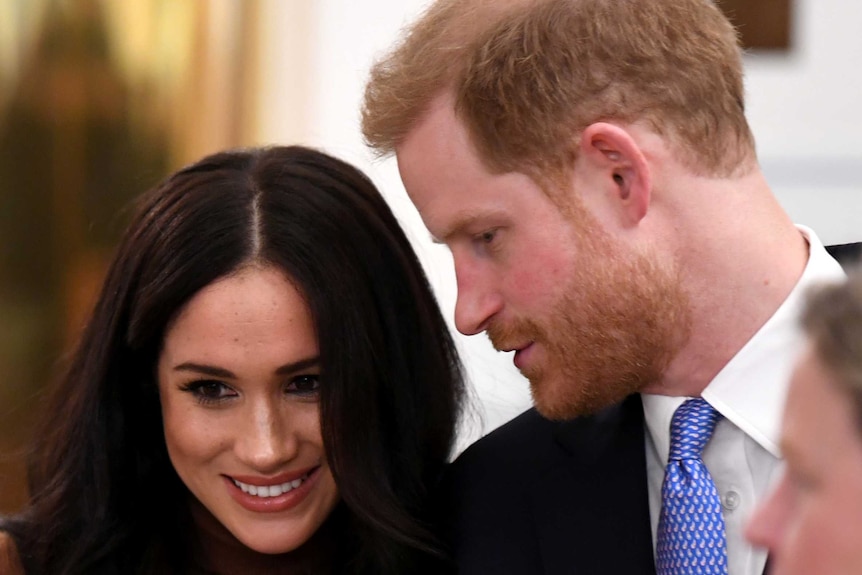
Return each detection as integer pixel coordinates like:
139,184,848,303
0,0,262,513
254,0,862,448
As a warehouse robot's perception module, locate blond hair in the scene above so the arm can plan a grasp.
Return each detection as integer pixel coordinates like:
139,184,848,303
802,270,862,431
362,0,756,178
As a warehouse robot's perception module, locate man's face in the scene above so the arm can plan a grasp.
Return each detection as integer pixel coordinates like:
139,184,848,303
746,344,862,575
396,94,689,419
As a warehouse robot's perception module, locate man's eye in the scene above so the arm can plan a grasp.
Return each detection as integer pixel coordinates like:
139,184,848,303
287,375,320,396
474,228,500,246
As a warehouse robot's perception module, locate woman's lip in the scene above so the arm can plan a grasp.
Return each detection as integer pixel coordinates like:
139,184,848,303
228,466,318,486
224,466,322,513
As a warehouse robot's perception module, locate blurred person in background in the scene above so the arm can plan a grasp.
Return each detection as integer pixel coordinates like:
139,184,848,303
0,146,465,575
746,270,862,575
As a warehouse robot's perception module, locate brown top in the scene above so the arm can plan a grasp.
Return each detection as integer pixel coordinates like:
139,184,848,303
0,501,348,575
0,532,25,575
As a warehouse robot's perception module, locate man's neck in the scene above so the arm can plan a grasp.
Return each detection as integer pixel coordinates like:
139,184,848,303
644,169,809,397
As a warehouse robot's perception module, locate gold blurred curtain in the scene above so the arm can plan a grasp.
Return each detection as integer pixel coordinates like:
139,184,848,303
0,0,261,513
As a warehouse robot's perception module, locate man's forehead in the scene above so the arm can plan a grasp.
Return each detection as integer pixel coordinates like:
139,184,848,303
395,94,478,201
398,92,461,155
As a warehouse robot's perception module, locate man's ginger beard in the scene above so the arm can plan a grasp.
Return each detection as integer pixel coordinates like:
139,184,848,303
487,204,692,420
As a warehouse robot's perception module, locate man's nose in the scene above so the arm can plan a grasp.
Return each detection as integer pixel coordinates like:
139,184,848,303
453,260,503,335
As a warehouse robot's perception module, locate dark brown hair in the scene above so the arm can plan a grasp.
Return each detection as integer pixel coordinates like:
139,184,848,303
2,146,465,574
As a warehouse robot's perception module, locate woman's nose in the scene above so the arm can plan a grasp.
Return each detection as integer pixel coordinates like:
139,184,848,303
234,399,297,472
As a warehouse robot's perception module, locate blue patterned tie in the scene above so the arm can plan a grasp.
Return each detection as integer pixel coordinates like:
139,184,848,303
655,398,728,575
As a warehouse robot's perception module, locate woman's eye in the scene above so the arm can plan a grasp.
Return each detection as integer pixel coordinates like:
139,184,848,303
287,375,320,395
181,380,236,404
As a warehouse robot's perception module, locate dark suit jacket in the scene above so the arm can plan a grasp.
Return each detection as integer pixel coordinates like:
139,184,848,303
441,395,655,575
440,242,861,575
825,242,861,267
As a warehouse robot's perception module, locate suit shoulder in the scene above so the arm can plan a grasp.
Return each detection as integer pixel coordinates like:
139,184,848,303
437,398,653,574
447,408,563,484
437,409,556,572
446,395,646,487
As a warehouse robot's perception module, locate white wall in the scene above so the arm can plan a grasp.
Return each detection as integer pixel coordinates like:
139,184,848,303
745,0,862,245
258,0,862,451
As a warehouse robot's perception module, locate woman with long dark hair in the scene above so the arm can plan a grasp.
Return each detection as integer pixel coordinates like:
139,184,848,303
0,146,465,574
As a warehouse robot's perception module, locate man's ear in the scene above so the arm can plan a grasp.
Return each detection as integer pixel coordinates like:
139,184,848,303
577,122,651,226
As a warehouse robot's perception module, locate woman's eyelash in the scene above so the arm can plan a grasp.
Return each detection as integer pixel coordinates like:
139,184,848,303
179,379,236,405
177,376,320,403
287,375,320,395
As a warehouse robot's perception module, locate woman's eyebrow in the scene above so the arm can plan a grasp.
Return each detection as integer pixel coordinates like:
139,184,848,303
173,363,236,378
275,356,320,375
172,356,321,378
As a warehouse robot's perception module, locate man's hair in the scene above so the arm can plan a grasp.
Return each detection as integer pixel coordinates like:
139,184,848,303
802,270,862,433
363,0,756,178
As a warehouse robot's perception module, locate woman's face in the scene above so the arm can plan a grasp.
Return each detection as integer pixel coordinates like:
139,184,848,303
157,265,339,554
746,343,862,575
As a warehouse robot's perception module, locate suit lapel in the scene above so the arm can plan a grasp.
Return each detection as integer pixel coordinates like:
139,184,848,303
529,394,657,574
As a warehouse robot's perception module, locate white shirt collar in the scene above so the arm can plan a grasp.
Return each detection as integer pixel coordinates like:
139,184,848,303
642,225,846,460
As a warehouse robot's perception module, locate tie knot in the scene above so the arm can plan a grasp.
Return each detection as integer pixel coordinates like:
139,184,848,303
668,398,720,461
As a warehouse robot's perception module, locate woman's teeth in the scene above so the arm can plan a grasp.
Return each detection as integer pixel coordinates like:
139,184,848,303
232,474,308,498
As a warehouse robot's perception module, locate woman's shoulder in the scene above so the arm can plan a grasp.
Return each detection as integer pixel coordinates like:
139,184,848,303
0,531,26,575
